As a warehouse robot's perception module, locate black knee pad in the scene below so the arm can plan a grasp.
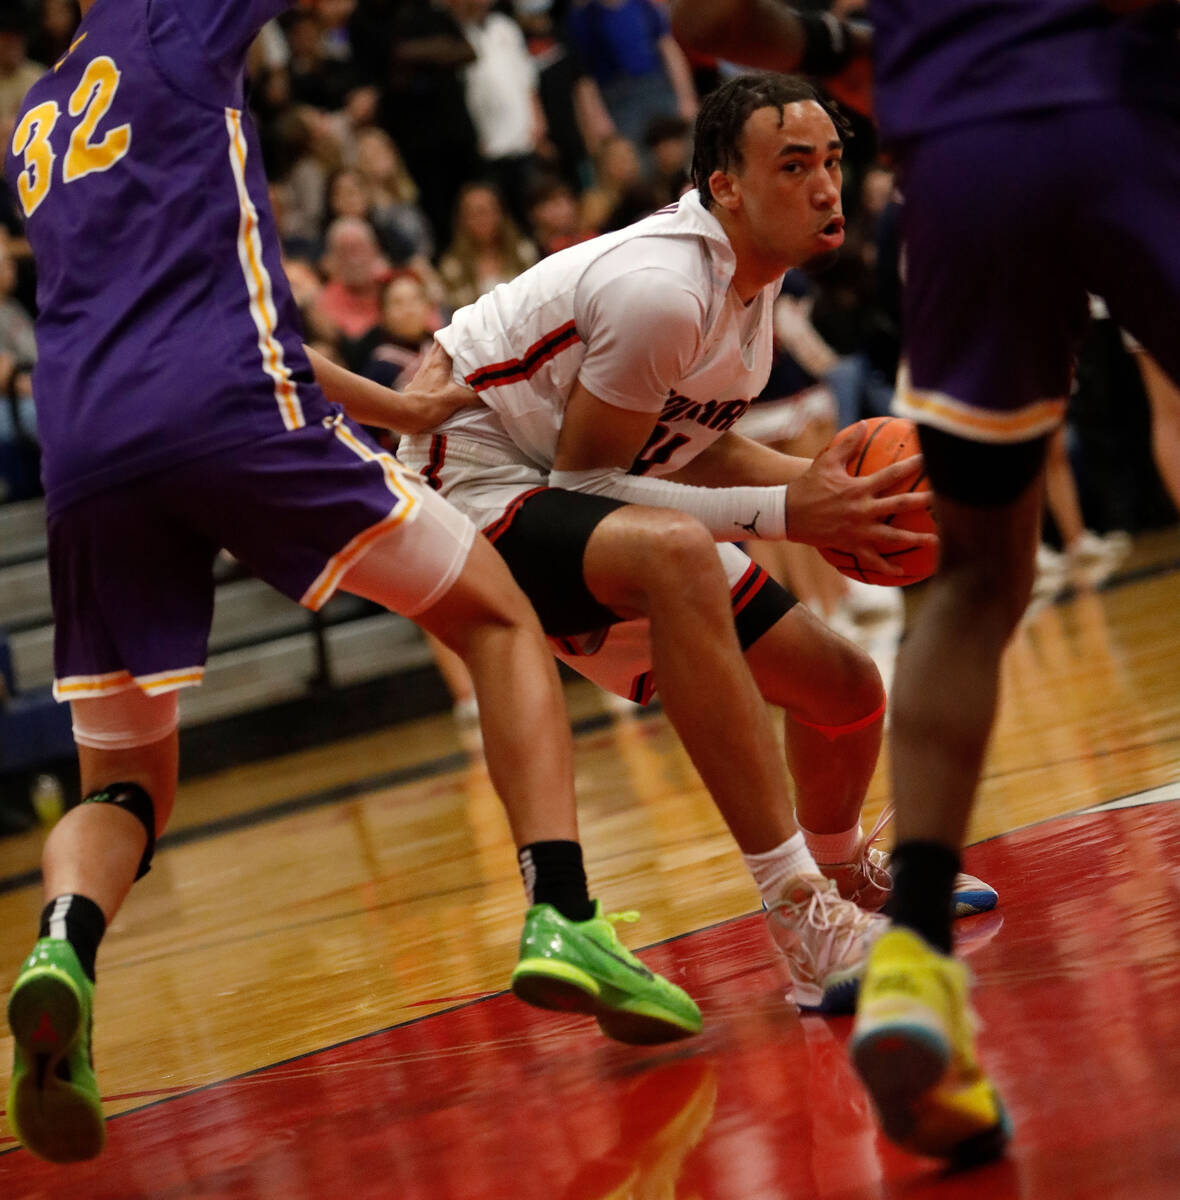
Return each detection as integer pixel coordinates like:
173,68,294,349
83,782,157,880
918,425,1048,508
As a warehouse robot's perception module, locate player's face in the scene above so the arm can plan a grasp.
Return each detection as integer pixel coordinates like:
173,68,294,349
727,101,845,270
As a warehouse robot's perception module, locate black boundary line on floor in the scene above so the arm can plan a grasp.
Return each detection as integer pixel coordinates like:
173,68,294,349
1,787,1176,1157
0,907,747,1156
1,550,1177,902
966,781,1179,846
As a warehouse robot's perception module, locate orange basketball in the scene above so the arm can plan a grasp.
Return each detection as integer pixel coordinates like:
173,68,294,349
817,417,939,587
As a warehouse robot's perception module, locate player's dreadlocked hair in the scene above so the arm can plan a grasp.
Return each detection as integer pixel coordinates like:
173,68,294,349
691,74,851,210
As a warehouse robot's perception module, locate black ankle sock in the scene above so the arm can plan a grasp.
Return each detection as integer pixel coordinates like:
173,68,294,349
39,895,107,982
518,840,595,922
885,840,960,954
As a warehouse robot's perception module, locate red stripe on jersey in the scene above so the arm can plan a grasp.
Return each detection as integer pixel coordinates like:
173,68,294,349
481,486,548,545
465,321,581,393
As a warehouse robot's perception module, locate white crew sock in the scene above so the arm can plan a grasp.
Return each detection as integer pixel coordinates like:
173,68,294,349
743,832,820,907
801,823,863,866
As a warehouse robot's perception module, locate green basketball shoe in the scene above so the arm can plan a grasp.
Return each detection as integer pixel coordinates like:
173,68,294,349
511,902,702,1045
7,939,105,1163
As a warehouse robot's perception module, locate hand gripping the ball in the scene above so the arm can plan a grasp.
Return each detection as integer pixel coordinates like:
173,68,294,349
785,418,940,583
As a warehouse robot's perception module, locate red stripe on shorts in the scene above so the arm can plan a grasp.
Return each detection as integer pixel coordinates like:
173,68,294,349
730,562,769,617
421,434,447,491
481,486,548,545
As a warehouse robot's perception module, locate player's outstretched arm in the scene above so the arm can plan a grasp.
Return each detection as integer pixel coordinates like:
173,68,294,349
668,0,873,115
305,343,476,435
669,0,810,70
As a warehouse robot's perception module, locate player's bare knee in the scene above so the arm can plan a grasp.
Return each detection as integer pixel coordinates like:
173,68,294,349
834,639,886,717
796,631,885,726
633,511,721,594
941,546,1033,641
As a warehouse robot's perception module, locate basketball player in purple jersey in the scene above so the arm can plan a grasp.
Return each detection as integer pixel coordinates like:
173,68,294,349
673,0,1180,1164
3,0,703,1164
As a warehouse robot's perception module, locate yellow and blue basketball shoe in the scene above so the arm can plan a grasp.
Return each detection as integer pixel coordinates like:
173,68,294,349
7,939,105,1163
511,902,702,1044
821,808,998,916
850,927,1010,1164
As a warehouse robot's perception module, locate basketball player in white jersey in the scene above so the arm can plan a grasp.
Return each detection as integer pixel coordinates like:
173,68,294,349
400,74,996,1014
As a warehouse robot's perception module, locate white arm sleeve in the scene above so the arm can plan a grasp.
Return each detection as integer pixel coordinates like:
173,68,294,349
548,465,788,542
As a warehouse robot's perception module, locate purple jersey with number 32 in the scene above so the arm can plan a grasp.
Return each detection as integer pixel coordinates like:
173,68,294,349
2,0,332,515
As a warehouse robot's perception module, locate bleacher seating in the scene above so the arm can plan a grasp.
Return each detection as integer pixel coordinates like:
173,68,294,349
0,497,439,818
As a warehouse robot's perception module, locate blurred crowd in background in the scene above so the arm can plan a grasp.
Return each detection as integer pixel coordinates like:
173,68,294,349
0,0,1174,594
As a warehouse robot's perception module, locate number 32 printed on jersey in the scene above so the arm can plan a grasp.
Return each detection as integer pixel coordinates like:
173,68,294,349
12,56,131,219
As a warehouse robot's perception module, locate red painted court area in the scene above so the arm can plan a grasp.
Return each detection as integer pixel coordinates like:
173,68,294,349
2,802,1178,1199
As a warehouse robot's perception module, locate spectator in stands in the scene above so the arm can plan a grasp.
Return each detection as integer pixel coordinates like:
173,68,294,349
313,216,392,363
514,0,616,192
346,0,399,90
354,127,435,262
380,0,482,247
438,181,537,310
525,174,594,258
0,177,32,314
351,126,446,304
578,132,642,232
26,0,79,68
0,8,44,129
285,5,361,112
0,233,35,446
445,0,549,230
315,0,360,64
276,105,349,250
324,166,418,263
358,272,439,391
564,0,697,148
644,113,692,207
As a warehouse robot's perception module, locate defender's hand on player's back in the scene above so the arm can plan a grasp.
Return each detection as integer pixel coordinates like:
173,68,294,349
399,342,477,433
785,436,938,576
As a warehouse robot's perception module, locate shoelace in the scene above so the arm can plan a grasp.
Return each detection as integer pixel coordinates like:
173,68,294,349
820,807,892,902
857,810,988,899
857,806,894,889
606,909,641,927
863,805,894,855
769,880,881,975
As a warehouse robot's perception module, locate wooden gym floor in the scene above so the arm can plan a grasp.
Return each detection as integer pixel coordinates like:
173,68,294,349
0,528,1177,1199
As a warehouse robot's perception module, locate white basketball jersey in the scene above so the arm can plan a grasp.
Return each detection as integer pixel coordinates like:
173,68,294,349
402,190,778,482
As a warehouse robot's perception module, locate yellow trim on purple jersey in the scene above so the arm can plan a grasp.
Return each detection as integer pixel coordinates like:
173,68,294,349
298,417,421,610
894,364,1065,444
53,666,205,701
225,108,303,433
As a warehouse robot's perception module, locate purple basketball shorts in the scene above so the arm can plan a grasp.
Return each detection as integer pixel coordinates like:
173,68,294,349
893,102,1180,443
48,413,474,700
